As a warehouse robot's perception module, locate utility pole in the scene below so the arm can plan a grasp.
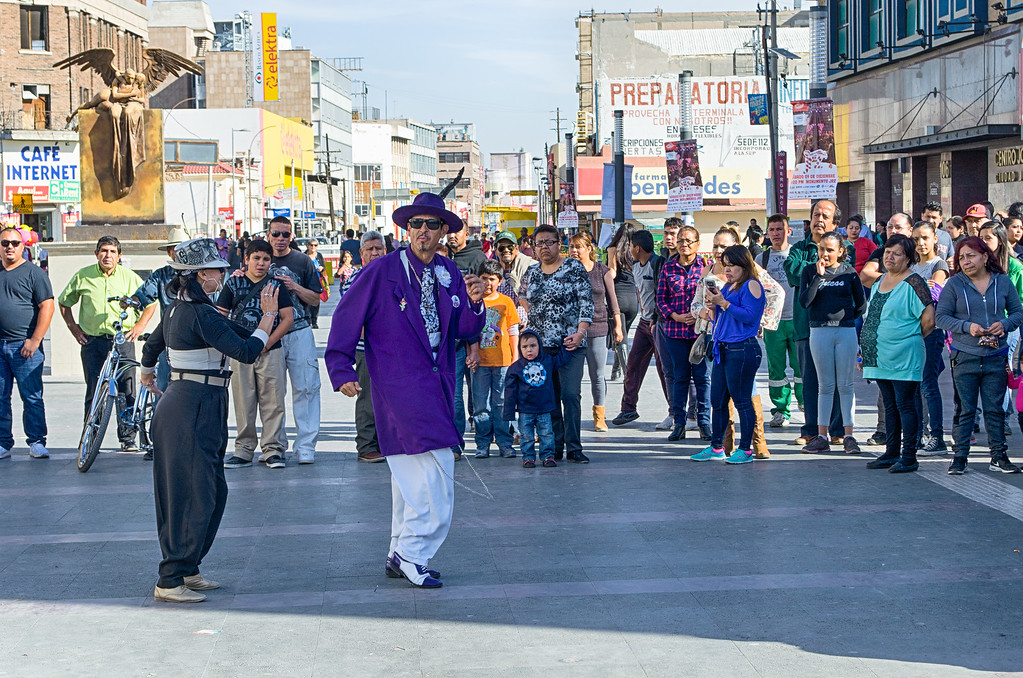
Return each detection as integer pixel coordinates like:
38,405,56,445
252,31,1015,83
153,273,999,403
613,110,625,231
551,107,561,137
324,134,338,234
761,0,781,215
678,70,694,220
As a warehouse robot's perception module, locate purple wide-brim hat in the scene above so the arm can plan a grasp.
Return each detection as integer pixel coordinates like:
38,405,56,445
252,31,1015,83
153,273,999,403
392,193,463,233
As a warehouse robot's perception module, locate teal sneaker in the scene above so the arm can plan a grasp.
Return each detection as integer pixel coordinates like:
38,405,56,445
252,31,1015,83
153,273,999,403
724,449,755,465
690,447,726,462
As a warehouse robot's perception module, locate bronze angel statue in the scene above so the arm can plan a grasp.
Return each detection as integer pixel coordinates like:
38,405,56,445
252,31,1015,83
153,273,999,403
55,48,203,197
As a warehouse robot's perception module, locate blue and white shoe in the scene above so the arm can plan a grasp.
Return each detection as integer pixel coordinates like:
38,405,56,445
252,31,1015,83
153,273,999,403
389,552,442,588
386,552,440,580
724,449,754,465
690,447,726,462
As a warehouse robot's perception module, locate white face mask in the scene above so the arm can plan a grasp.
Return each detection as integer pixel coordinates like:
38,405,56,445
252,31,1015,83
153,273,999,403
200,273,223,296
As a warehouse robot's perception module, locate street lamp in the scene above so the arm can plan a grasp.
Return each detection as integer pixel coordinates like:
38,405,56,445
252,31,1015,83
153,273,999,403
230,128,250,237
243,125,278,235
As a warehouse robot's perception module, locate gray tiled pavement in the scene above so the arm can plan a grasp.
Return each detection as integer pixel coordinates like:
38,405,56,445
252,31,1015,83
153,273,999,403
2,299,1023,677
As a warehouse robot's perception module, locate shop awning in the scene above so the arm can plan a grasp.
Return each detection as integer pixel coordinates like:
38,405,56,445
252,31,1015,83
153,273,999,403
864,124,1020,154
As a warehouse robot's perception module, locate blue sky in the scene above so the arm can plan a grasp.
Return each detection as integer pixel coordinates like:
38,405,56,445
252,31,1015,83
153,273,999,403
210,1,764,162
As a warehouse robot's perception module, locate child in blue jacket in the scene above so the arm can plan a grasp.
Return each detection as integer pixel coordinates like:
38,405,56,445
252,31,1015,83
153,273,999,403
503,329,573,468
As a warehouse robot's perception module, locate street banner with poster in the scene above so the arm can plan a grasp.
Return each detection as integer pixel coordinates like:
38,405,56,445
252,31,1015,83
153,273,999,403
600,163,633,219
557,180,579,229
748,93,769,125
788,98,838,200
664,140,703,212
261,13,279,102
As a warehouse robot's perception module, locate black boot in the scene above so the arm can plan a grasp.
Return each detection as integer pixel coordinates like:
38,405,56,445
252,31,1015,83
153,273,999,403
888,455,919,473
667,423,685,441
866,451,899,469
699,424,712,441
567,450,589,464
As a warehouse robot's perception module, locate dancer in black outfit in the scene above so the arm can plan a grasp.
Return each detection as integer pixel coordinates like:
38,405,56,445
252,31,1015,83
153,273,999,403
140,238,279,603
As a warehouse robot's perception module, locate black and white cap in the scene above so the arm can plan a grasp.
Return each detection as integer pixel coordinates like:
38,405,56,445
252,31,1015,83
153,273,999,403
169,238,230,270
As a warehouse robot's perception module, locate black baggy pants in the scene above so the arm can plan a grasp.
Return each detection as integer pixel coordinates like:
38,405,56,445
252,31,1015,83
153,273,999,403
151,379,229,588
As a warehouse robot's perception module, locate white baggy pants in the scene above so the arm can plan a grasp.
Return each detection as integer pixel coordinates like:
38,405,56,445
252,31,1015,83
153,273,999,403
386,449,455,565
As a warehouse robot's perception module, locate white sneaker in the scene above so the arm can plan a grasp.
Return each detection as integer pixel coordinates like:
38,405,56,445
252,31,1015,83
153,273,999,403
29,442,49,459
685,419,700,431
297,452,315,465
655,415,674,431
0,447,9,460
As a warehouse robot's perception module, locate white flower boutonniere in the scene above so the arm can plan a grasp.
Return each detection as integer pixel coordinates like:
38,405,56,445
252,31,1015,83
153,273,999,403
435,267,452,289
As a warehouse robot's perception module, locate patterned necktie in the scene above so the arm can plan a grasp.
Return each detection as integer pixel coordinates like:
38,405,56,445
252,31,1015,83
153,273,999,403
420,265,440,346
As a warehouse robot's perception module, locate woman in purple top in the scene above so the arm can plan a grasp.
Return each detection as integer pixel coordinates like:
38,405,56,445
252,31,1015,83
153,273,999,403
701,245,766,465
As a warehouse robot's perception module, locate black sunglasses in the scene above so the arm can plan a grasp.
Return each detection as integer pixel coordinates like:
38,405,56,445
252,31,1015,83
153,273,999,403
497,244,516,252
0,239,22,248
408,218,445,231
269,230,292,238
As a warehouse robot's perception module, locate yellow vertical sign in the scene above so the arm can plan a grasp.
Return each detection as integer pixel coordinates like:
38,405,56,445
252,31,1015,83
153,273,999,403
261,13,279,102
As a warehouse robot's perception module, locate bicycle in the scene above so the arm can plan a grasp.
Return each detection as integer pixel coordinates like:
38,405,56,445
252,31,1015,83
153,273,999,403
77,296,155,473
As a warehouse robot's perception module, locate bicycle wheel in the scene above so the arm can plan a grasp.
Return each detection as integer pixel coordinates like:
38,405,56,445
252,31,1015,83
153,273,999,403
78,381,114,472
135,387,155,454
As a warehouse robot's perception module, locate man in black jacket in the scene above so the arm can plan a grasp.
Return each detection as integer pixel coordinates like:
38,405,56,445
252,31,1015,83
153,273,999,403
613,229,671,426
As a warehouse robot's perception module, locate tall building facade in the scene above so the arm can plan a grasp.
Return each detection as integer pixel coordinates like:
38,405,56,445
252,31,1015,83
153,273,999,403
435,122,482,230
828,0,1022,223
573,10,811,231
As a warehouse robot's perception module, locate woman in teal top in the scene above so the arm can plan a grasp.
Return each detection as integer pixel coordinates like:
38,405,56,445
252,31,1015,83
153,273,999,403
860,234,935,474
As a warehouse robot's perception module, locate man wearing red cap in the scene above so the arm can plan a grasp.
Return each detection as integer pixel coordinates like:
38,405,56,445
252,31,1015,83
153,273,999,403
326,185,486,589
964,203,990,237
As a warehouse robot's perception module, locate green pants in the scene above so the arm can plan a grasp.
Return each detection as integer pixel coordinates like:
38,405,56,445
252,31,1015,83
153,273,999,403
763,319,803,417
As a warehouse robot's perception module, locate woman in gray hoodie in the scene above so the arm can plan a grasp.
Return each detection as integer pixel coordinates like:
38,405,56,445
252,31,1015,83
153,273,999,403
935,235,1023,475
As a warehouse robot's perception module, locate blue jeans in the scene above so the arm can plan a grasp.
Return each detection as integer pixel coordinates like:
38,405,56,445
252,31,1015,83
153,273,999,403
472,365,512,453
663,336,710,426
951,350,1008,459
518,412,554,462
0,339,46,449
711,338,762,451
920,329,945,437
549,347,585,456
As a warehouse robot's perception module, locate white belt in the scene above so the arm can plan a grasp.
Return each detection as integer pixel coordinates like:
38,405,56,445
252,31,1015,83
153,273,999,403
171,372,230,388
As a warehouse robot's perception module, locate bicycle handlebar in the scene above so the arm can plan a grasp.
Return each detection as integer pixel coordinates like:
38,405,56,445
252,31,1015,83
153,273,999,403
107,295,144,310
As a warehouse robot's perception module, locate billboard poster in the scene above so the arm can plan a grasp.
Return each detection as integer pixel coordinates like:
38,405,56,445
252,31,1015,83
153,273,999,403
664,140,703,212
748,93,769,125
557,180,578,229
788,99,838,200
600,164,634,219
261,13,279,102
596,75,806,166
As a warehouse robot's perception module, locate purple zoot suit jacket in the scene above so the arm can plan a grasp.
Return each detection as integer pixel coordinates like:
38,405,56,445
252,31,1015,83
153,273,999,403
325,248,486,456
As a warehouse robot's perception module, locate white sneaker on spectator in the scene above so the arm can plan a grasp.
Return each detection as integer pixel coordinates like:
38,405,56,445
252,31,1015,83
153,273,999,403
685,419,700,431
297,452,315,465
0,447,9,460
655,415,674,431
29,443,49,459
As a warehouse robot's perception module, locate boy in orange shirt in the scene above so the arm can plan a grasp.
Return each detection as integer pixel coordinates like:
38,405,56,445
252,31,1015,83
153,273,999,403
472,260,520,458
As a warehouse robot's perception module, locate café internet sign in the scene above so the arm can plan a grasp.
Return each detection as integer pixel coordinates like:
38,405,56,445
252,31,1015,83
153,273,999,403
2,142,80,202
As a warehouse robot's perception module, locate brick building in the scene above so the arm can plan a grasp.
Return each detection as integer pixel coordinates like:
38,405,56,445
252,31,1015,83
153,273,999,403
0,1,148,131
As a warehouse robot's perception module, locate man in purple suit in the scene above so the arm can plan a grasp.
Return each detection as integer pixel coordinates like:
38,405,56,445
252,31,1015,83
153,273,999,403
325,188,486,589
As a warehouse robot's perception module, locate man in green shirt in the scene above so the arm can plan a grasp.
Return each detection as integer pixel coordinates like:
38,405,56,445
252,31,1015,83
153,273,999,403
58,236,156,451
